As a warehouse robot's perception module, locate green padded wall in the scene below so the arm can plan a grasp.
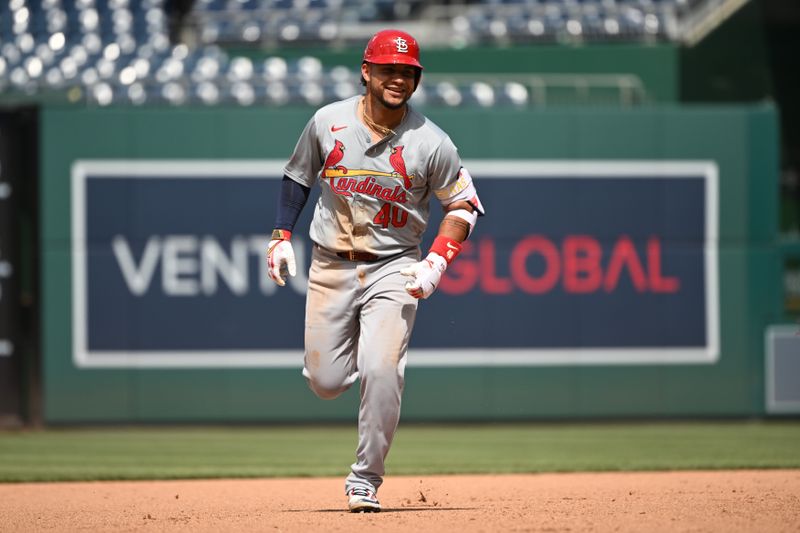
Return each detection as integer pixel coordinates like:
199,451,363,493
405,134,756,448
40,104,780,422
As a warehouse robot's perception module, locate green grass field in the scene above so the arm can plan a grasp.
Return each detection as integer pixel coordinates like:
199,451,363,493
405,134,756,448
0,422,798,482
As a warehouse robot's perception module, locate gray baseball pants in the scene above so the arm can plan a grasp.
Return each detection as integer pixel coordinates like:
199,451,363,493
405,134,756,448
301,243,419,495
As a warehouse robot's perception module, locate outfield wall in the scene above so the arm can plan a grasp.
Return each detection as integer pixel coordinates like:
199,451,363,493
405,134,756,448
40,104,781,422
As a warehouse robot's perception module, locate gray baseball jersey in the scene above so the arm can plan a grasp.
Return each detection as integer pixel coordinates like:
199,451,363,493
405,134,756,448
283,95,479,256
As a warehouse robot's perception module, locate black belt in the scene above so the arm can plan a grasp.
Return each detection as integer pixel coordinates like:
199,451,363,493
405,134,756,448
336,250,380,262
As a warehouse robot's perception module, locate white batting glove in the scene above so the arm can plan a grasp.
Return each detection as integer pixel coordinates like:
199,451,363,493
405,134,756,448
401,252,448,299
267,236,296,287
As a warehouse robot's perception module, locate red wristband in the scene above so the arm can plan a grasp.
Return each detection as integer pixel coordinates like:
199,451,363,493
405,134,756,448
271,229,292,241
429,235,462,264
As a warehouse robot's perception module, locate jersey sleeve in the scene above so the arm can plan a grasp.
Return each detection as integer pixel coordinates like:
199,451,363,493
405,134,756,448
429,137,486,215
427,136,463,200
282,115,323,187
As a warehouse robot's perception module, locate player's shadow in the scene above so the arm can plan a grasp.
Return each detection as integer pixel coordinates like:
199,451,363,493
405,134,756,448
285,507,477,513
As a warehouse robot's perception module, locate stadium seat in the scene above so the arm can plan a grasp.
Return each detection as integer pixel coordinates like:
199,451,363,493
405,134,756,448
0,0,706,106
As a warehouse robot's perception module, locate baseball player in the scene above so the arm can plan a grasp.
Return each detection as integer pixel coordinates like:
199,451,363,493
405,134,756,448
266,28,484,513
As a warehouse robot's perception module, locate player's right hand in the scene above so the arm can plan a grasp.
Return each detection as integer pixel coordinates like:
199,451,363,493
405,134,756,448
267,237,296,287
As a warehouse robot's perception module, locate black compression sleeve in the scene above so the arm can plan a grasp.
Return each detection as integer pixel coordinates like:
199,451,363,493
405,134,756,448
274,175,311,232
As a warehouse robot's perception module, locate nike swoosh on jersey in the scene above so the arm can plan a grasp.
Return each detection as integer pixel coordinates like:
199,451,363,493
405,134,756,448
331,125,348,132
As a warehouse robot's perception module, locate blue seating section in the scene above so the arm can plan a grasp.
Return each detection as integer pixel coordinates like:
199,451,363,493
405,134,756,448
189,0,423,45
0,0,696,106
1,0,172,102
186,0,702,46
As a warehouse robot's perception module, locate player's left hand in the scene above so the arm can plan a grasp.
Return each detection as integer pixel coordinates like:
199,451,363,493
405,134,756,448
401,252,447,299
267,238,296,287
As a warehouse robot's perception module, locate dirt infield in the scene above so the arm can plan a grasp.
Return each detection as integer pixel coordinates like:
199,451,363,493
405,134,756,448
0,470,798,532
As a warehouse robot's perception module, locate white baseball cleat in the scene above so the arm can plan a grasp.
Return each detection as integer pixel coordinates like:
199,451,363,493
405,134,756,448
347,487,381,513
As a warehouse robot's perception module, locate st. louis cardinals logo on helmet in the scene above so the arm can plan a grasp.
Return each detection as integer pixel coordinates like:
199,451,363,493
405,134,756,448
394,37,408,53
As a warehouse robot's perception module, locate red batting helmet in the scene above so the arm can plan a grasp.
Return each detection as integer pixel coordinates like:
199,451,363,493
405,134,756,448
362,29,423,70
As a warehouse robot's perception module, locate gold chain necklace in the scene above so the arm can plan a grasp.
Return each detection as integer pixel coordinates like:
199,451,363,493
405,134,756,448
361,98,406,138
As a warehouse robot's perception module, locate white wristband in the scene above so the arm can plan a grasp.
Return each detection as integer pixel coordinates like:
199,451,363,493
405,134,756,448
447,208,478,235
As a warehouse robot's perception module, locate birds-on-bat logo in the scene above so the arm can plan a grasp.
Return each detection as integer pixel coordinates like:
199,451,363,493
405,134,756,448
321,141,414,199
389,145,413,190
